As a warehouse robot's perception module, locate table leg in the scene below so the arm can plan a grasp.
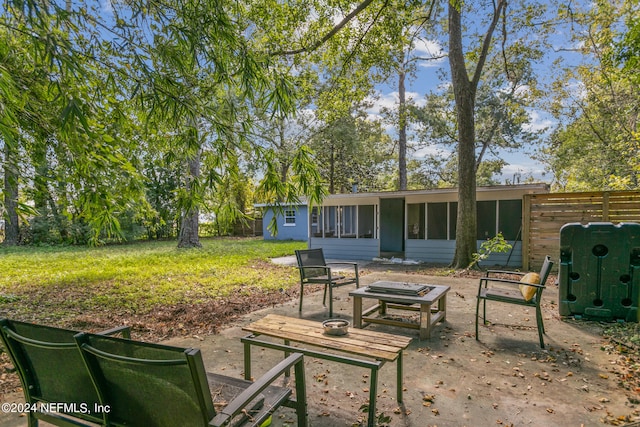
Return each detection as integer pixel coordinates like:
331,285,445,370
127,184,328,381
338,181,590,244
353,296,363,328
367,367,379,427
439,294,447,322
379,299,387,315
243,340,252,380
420,303,431,340
397,351,403,403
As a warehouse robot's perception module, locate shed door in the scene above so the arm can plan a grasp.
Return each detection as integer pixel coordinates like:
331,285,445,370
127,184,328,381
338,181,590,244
380,198,405,254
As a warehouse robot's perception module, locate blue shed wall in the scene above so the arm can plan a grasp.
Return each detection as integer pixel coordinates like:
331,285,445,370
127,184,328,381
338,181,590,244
262,206,309,240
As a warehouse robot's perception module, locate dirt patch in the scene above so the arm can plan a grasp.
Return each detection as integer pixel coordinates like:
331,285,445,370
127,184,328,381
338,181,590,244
0,281,323,397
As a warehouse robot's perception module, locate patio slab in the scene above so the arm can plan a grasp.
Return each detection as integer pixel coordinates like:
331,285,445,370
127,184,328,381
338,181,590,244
2,267,638,426
166,269,639,426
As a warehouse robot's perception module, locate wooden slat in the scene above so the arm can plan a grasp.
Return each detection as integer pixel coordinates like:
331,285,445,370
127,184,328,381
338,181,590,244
525,190,640,269
243,314,411,362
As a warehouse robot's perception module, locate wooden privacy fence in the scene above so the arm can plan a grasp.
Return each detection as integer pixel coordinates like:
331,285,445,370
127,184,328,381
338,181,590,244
523,191,640,270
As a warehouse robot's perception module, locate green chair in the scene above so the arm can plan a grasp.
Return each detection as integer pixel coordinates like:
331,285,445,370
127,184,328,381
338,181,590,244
74,332,308,427
475,255,554,348
295,248,360,317
0,319,130,427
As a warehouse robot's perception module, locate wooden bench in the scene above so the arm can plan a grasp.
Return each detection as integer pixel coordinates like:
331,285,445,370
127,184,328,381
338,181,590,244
242,314,412,427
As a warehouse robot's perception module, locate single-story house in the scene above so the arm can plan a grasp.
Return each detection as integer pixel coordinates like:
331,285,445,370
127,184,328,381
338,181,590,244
257,183,550,267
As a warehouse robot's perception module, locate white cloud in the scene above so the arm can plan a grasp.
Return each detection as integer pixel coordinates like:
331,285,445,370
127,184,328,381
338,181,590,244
413,144,452,158
499,159,550,183
365,90,427,116
524,110,555,133
412,39,447,68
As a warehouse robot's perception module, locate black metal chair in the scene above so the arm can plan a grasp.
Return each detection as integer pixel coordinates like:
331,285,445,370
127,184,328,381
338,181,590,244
475,255,554,348
0,319,130,427
74,332,308,427
295,248,359,317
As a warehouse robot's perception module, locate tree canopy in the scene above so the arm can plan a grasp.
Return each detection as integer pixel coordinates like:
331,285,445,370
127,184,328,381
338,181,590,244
1,0,638,262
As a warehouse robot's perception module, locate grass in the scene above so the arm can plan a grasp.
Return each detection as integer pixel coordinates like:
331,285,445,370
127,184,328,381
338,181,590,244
0,237,307,320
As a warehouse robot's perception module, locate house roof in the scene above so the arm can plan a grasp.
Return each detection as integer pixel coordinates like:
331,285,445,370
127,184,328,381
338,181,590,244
255,183,550,207
324,183,549,200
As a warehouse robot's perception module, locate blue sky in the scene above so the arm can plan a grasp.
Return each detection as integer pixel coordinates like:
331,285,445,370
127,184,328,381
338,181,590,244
360,19,585,185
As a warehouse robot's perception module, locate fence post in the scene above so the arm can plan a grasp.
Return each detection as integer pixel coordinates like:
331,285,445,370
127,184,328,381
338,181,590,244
522,194,531,271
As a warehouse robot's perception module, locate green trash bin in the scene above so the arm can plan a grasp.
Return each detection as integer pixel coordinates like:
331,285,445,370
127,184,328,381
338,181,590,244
559,222,640,321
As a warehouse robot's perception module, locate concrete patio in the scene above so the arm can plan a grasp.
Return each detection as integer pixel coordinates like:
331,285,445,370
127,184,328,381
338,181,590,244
169,267,639,426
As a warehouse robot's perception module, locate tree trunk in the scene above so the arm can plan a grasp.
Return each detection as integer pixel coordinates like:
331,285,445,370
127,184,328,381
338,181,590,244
398,70,408,190
3,141,19,246
177,150,202,248
448,2,477,269
328,143,335,194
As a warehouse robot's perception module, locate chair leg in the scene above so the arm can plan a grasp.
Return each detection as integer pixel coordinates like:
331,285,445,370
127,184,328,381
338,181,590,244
475,297,481,340
322,284,328,306
299,283,304,312
536,305,545,348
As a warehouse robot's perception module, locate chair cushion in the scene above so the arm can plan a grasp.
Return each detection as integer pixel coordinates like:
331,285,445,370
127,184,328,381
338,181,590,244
519,272,541,302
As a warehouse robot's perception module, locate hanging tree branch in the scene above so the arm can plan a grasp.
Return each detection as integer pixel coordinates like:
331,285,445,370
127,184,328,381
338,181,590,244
271,0,377,55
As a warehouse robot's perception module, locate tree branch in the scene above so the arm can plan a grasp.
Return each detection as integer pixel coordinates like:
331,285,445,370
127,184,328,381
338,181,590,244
271,0,377,55
471,0,506,87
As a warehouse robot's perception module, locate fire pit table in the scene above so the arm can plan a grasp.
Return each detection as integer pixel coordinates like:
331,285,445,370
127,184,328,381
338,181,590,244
350,281,450,339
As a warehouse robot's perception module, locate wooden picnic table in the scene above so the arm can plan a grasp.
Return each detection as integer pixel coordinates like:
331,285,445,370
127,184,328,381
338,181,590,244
241,314,412,427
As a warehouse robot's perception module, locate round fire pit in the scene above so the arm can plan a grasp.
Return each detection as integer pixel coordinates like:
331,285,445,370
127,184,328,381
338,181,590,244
322,319,350,336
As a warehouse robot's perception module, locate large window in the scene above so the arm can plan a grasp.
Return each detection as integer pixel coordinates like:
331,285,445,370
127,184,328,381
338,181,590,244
449,202,457,239
358,205,376,238
498,200,522,240
407,203,425,239
323,206,337,237
310,207,322,237
427,203,448,239
476,199,522,241
340,206,357,238
405,200,521,241
477,201,497,239
311,205,376,239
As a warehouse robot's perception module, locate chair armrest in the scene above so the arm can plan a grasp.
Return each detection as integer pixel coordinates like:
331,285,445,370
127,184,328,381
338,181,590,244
479,277,545,288
299,265,331,272
326,262,359,279
485,269,525,278
210,352,305,427
96,325,131,339
326,262,359,271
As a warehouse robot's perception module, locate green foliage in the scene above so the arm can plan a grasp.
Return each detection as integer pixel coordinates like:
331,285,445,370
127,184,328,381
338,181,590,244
544,0,640,191
467,233,513,271
309,106,394,193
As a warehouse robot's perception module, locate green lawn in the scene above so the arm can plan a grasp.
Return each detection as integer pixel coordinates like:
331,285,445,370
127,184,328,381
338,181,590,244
0,238,306,322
